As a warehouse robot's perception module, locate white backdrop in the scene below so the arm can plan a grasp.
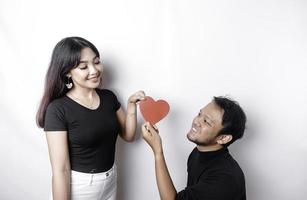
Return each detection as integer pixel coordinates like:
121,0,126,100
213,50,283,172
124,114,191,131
1,0,306,199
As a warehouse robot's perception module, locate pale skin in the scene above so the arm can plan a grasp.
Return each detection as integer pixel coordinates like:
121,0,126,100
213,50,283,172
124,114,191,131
141,101,233,200
45,47,145,200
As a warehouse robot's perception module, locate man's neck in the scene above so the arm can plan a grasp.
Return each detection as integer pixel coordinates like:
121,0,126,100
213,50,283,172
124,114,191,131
196,144,223,152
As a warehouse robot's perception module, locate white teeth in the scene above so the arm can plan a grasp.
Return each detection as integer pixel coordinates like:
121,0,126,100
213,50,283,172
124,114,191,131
192,127,197,132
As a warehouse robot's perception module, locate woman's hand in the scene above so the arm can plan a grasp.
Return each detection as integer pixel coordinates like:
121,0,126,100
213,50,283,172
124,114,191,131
128,90,146,104
117,90,145,142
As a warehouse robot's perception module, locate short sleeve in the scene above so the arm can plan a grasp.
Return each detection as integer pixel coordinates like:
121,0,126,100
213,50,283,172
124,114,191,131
44,102,67,131
104,89,121,111
111,91,121,111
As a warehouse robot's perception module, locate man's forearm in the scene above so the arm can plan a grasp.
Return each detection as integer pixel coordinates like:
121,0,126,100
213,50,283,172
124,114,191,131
154,152,177,200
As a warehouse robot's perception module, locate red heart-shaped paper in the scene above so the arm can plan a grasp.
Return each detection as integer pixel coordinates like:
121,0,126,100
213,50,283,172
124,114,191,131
139,96,170,125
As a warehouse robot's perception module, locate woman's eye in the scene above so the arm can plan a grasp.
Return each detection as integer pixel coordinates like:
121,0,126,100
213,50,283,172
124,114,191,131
94,61,100,65
80,65,88,70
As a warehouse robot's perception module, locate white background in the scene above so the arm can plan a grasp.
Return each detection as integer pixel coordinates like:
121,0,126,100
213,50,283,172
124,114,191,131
0,0,306,199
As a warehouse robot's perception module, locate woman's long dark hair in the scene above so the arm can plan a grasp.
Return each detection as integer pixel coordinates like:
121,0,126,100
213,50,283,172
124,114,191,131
36,36,100,128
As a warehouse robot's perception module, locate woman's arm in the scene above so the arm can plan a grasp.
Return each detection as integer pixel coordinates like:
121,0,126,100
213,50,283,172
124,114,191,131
117,90,145,142
46,131,71,200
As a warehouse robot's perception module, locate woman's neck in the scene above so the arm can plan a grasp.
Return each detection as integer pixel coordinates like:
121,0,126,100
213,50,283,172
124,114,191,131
68,87,96,99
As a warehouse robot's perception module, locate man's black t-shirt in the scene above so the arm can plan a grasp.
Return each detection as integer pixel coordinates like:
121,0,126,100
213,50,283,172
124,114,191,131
176,147,246,200
44,89,121,173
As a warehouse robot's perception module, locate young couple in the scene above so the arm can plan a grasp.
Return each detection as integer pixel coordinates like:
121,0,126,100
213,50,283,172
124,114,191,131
37,37,247,200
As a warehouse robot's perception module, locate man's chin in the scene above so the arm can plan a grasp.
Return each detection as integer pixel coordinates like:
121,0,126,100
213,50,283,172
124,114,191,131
187,132,197,143
187,133,209,146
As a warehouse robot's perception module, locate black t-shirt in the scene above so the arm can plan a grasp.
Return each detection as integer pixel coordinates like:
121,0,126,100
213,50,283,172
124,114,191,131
176,147,246,200
44,89,121,173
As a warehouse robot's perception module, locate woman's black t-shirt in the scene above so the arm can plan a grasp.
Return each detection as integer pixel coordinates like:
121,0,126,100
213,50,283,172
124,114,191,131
44,89,121,173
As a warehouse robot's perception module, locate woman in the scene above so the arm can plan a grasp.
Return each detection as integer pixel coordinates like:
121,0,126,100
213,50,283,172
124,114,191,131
36,36,145,200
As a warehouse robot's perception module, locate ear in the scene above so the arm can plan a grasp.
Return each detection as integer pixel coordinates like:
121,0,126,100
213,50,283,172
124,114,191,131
66,74,71,78
216,134,233,145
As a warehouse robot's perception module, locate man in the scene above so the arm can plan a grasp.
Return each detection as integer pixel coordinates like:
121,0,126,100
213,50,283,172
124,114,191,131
142,96,246,200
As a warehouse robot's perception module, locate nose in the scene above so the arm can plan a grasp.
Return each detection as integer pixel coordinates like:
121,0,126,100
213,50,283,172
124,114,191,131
193,116,201,126
88,63,98,75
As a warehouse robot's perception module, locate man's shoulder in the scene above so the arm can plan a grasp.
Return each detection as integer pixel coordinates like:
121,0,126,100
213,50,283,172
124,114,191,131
187,147,198,163
200,151,245,185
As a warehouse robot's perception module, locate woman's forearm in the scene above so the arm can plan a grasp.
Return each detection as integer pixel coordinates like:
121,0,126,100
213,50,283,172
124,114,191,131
52,171,70,200
124,102,137,141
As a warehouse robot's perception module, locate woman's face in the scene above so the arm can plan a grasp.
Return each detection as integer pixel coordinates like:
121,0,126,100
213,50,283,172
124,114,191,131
68,47,103,90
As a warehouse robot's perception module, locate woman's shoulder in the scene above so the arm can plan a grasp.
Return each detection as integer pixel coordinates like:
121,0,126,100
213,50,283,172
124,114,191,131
46,96,68,111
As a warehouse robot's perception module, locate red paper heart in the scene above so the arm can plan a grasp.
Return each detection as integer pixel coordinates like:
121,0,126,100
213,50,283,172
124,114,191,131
139,96,170,125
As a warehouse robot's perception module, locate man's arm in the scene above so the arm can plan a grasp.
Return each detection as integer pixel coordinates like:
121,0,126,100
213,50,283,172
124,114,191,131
142,122,177,200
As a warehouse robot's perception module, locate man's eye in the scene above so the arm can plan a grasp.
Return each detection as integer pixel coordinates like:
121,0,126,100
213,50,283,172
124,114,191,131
94,61,100,65
204,120,212,126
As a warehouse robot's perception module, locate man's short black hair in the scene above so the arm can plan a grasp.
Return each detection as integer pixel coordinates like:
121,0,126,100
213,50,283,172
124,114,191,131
213,96,246,146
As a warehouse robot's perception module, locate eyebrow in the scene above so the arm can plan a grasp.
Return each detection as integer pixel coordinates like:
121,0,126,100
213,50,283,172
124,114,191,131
205,115,214,124
200,110,214,124
79,56,99,64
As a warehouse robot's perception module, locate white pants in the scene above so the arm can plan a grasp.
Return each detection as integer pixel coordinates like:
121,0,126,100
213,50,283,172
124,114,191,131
50,165,117,200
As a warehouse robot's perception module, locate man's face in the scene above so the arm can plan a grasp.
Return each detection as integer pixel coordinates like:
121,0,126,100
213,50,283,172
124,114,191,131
187,101,224,147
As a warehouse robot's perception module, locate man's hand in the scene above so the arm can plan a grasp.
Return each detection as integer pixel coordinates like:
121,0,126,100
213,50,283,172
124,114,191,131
142,122,177,200
142,122,163,155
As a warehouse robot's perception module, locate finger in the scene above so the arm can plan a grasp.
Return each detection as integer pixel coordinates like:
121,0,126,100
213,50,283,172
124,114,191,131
144,124,150,133
138,94,146,100
142,123,149,133
145,121,152,130
145,122,154,133
134,91,143,96
142,123,152,136
141,127,148,139
152,124,159,133
136,91,146,99
146,123,159,135
138,90,145,96
134,94,146,103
